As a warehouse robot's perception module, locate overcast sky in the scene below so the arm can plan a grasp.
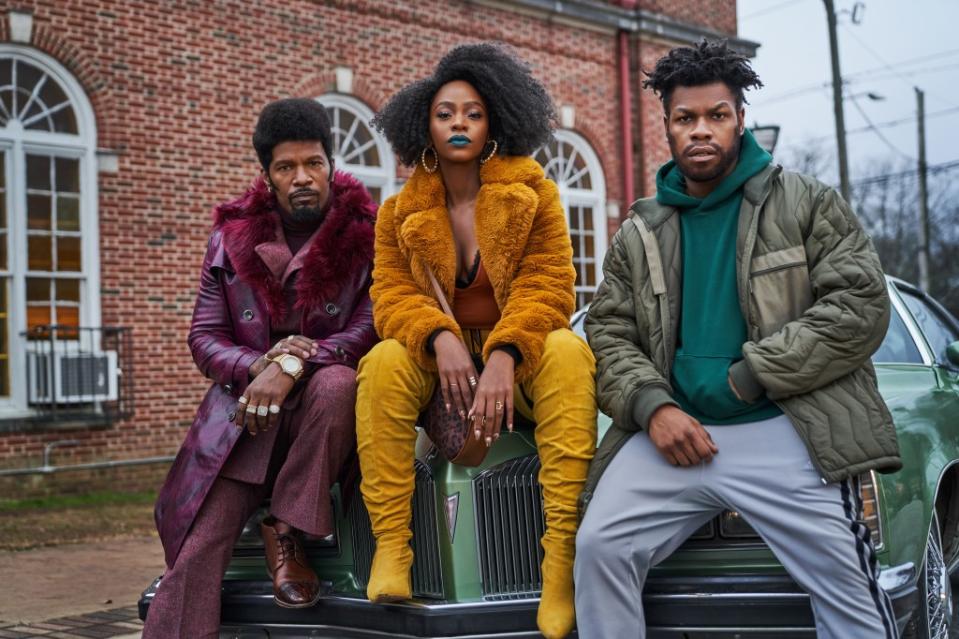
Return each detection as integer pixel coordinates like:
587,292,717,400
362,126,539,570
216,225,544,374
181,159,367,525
736,0,958,179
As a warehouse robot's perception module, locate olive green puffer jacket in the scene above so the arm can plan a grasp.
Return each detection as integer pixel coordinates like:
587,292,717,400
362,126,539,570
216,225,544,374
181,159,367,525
582,164,901,514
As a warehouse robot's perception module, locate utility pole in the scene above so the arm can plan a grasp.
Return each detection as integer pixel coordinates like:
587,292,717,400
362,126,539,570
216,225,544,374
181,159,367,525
823,0,851,202
916,87,930,291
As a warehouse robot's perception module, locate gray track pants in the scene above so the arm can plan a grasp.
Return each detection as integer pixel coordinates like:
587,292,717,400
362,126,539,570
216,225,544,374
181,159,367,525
574,414,897,638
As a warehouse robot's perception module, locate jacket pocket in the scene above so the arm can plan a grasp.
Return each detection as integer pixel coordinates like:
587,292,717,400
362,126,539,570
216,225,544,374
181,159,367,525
749,245,813,338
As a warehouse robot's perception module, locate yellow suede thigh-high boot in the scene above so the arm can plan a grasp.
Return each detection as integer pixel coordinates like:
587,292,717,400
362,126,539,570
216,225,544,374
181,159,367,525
523,329,597,639
355,339,436,603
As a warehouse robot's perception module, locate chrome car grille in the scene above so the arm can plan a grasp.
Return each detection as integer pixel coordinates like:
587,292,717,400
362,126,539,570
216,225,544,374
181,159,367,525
473,455,546,600
349,459,445,599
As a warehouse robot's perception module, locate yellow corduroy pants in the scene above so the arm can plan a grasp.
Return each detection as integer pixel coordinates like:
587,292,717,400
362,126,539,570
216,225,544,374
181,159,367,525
355,328,597,638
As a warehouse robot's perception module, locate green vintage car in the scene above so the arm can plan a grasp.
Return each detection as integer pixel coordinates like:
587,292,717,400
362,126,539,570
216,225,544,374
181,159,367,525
139,276,959,638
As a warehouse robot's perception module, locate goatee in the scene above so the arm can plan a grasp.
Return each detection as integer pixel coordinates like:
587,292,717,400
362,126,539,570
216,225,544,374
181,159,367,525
291,205,326,225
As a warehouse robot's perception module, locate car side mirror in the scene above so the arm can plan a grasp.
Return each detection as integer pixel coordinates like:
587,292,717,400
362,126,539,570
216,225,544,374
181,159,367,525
946,341,959,368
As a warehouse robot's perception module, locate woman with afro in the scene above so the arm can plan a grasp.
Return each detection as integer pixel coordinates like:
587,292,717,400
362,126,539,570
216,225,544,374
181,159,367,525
355,42,597,638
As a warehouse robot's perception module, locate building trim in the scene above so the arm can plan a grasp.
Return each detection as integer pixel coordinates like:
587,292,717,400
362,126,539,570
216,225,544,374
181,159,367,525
473,0,760,55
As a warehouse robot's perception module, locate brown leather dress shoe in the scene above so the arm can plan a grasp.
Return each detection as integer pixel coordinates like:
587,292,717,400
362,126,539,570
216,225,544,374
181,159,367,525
261,516,322,609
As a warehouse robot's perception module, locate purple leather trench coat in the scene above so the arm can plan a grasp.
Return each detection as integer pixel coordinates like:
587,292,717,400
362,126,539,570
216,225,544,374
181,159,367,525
155,172,377,568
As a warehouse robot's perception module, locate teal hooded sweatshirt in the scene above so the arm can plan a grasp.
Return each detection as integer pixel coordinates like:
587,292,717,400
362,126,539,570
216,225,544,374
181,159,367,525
655,129,782,424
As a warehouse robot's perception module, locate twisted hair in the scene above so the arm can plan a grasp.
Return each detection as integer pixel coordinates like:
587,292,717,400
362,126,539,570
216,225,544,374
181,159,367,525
372,42,556,166
643,39,763,111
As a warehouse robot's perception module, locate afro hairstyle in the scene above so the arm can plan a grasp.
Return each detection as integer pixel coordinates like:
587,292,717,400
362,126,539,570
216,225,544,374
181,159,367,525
643,39,763,112
371,42,557,166
252,97,334,171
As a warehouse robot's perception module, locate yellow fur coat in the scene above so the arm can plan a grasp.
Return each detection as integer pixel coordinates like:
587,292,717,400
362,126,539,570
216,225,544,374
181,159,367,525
370,155,576,382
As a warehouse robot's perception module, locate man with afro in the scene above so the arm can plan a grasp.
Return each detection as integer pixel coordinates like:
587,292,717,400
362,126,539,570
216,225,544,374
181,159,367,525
144,98,378,637
577,40,899,637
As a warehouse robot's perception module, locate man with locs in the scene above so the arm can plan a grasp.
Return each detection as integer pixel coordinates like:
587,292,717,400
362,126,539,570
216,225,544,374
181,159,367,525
575,40,901,638
144,98,377,638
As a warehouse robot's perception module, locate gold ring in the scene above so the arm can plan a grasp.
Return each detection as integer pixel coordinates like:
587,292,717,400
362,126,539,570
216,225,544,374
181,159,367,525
269,404,280,414
481,415,487,425
245,405,257,414
450,382,459,387
238,396,248,405
495,401,504,412
256,405,268,417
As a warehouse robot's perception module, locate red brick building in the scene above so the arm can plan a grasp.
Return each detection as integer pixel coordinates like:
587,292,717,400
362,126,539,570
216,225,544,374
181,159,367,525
0,0,754,496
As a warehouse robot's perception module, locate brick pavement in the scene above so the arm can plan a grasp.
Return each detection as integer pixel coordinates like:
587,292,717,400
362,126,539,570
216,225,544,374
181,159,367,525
0,606,141,638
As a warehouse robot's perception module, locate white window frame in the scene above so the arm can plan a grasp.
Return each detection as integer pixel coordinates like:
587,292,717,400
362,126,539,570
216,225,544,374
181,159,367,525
536,129,607,307
0,45,99,415
315,94,395,201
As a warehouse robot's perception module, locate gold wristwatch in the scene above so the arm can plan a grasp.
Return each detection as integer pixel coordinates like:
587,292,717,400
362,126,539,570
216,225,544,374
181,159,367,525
269,353,305,381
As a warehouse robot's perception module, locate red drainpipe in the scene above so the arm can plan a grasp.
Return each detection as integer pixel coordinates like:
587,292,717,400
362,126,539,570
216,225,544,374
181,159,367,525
619,1,637,207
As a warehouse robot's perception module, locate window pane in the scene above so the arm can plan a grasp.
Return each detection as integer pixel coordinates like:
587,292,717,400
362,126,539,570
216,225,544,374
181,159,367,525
27,305,51,332
27,154,51,190
57,195,80,232
26,277,50,302
899,290,959,364
55,157,80,193
27,194,51,230
0,279,7,397
56,236,81,271
873,308,923,364
55,278,80,303
27,235,52,270
51,107,78,134
55,305,79,328
38,74,76,134
0,59,11,125
0,232,5,271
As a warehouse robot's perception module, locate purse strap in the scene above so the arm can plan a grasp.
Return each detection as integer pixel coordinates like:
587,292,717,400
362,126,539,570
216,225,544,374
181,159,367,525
424,264,455,319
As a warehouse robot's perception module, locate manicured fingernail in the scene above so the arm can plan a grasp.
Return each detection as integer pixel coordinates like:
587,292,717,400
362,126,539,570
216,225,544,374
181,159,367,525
508,423,514,432
485,436,492,447
474,429,481,440
445,403,451,412
493,433,500,441
459,410,466,419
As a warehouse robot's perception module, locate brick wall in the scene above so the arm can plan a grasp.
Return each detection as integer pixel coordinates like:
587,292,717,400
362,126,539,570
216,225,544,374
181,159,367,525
0,0,738,497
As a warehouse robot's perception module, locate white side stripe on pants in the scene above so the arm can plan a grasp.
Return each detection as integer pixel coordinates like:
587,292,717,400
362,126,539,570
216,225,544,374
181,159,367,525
840,476,896,639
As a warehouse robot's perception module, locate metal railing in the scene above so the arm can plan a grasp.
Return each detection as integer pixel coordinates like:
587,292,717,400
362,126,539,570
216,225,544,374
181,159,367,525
21,325,134,425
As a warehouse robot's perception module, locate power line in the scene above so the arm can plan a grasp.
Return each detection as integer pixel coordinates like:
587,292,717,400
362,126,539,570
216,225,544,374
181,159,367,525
841,24,959,109
755,47,959,105
851,159,959,186
848,95,915,160
804,105,959,142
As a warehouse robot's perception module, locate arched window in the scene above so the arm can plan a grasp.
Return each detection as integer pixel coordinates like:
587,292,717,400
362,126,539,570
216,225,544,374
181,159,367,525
0,46,99,409
316,94,394,205
535,130,607,308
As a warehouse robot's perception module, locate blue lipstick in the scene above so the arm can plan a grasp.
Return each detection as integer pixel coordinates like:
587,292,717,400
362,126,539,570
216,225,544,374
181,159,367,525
448,135,471,147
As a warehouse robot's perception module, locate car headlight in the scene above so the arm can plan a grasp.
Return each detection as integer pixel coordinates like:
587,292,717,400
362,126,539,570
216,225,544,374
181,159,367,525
860,471,883,549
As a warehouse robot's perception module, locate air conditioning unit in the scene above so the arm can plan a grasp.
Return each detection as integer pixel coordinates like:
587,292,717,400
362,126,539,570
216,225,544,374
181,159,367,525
27,350,119,405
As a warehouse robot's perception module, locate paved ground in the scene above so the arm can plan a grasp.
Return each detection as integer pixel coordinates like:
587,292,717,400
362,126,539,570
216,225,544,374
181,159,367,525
0,607,142,639
0,536,162,638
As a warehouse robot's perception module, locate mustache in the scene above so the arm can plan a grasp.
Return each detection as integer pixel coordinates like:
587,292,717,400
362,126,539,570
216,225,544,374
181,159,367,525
289,188,320,200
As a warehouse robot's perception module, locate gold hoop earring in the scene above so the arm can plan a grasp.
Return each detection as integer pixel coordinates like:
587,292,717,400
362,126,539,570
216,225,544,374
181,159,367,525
420,146,438,174
480,139,498,165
